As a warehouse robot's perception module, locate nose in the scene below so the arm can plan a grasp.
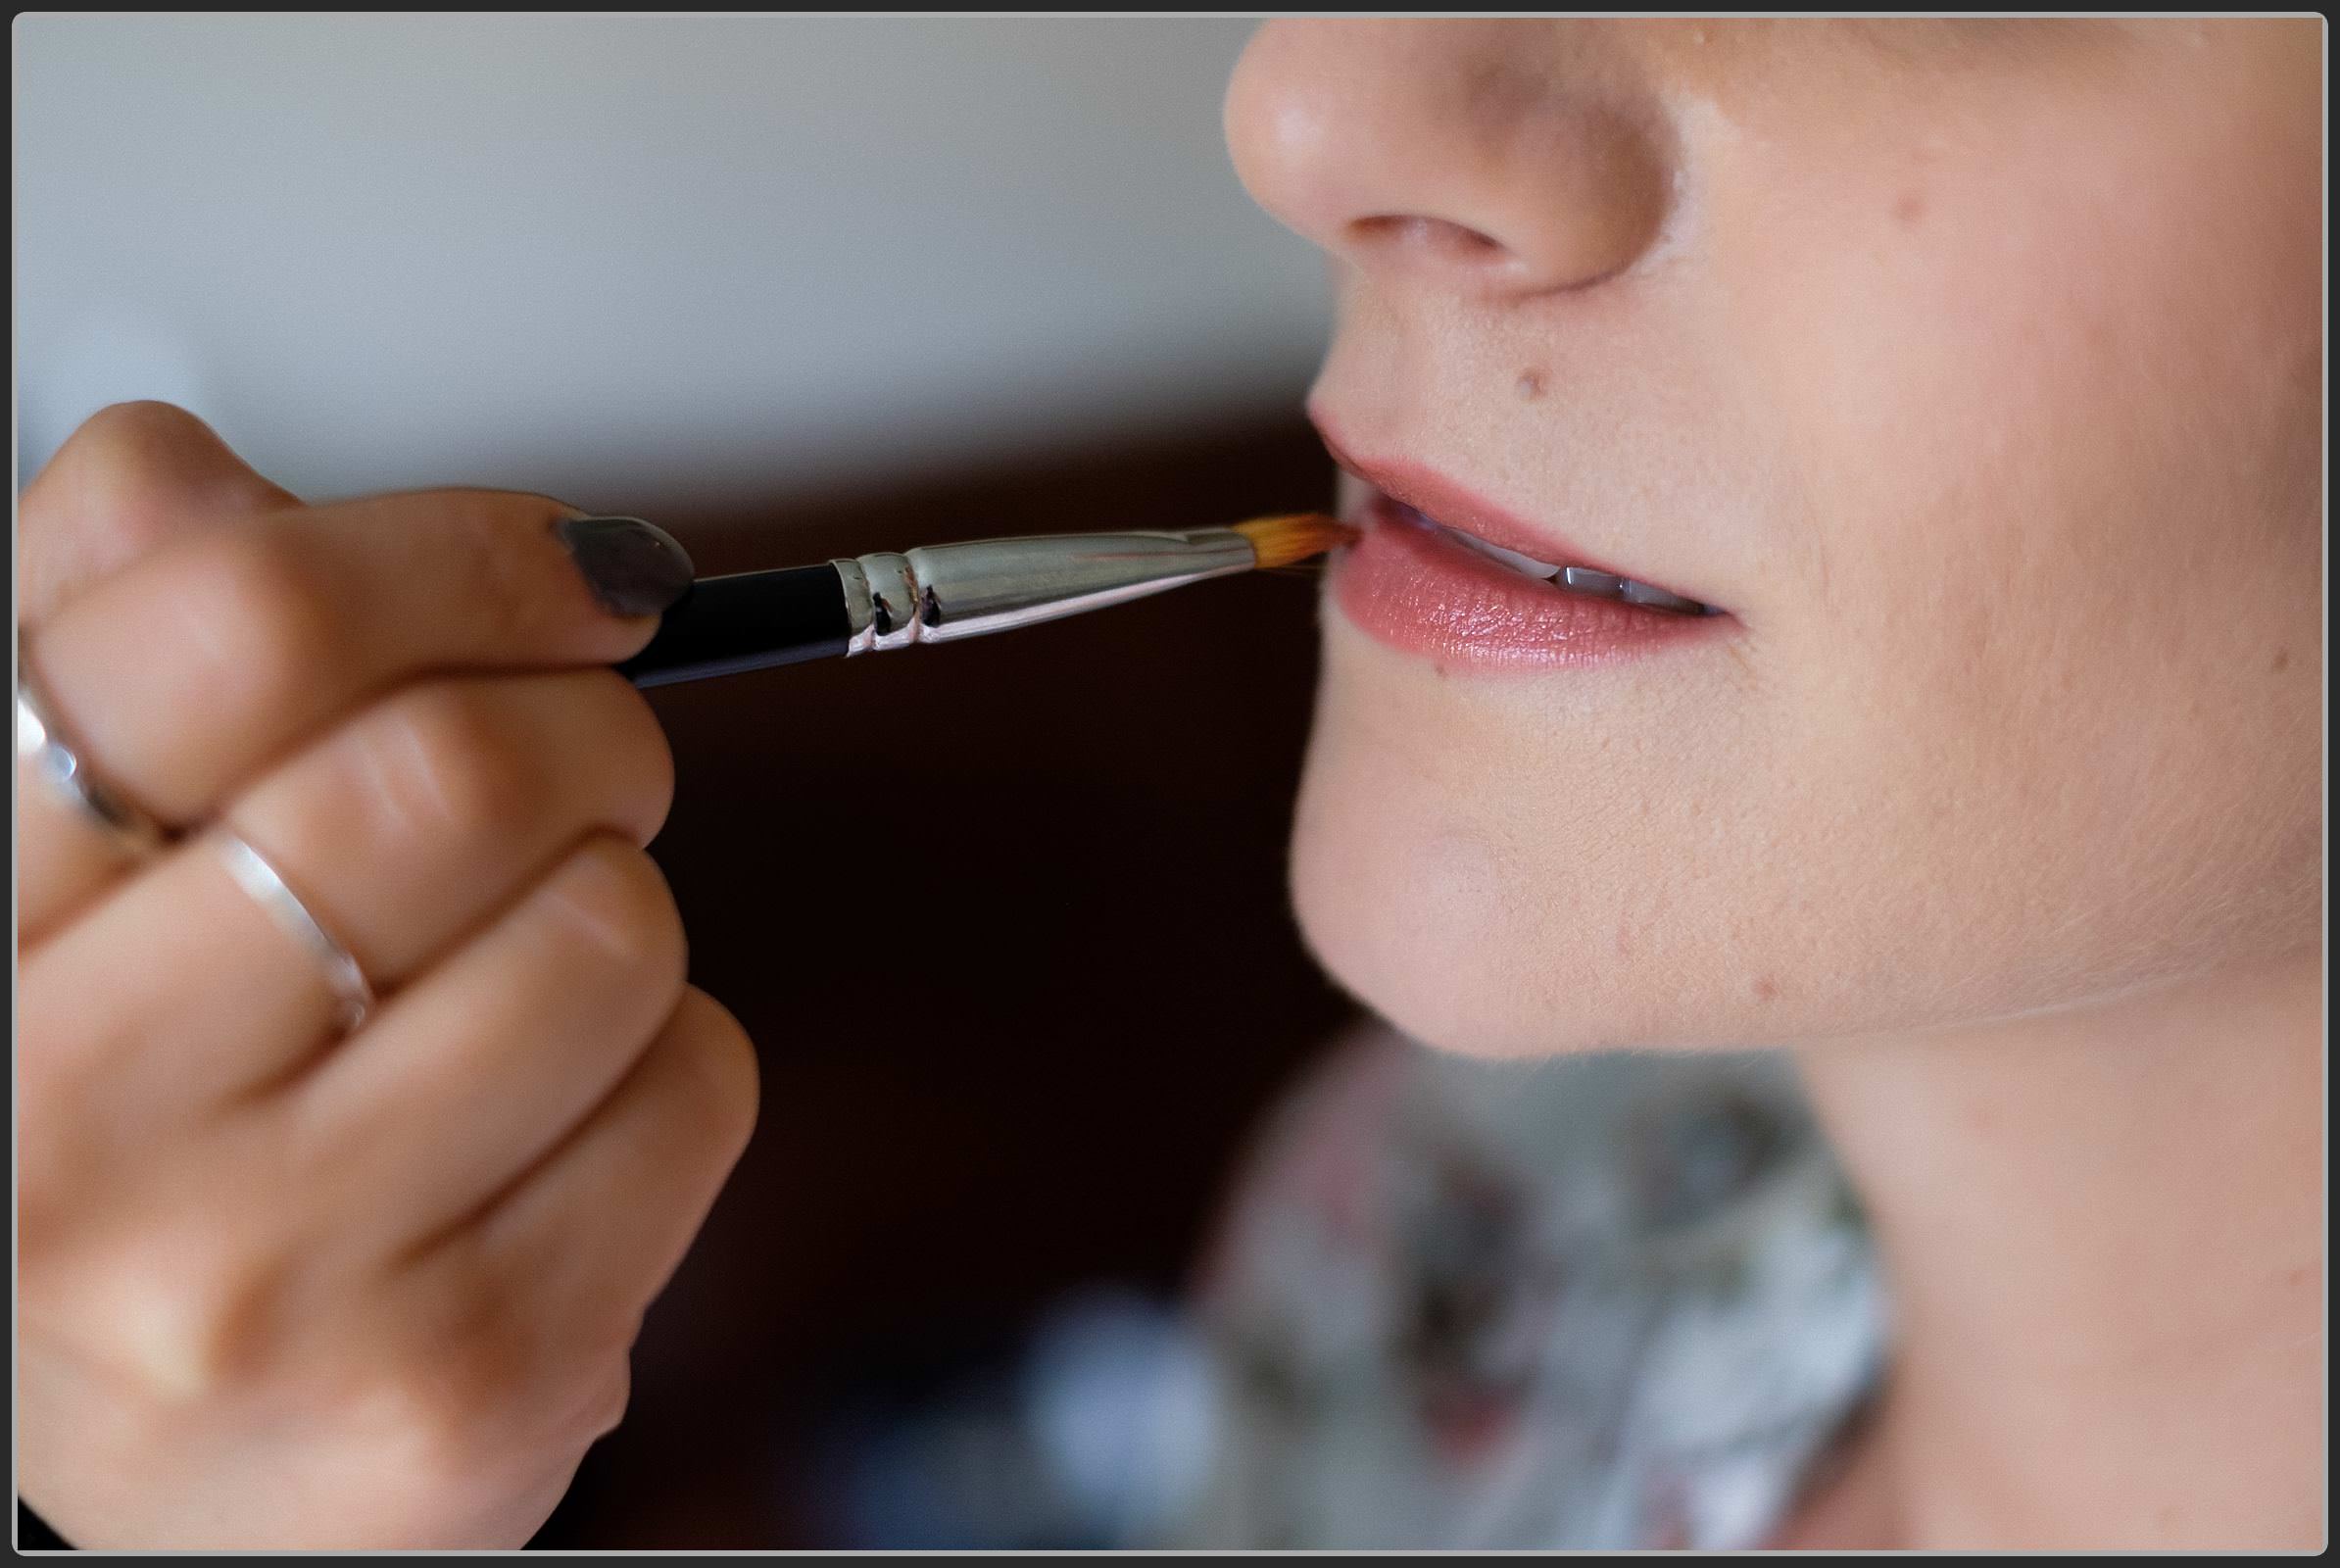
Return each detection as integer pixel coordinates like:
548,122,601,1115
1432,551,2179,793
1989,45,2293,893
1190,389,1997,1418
1225,20,1675,298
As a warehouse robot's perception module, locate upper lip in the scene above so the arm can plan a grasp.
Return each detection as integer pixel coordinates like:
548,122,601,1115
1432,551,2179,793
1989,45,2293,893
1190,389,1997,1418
1310,415,1710,607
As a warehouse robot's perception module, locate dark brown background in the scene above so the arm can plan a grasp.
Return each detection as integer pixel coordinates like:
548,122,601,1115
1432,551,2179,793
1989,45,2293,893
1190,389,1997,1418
528,413,1358,1548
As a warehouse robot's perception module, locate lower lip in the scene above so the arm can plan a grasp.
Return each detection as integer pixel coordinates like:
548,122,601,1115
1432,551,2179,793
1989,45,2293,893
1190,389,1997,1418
1329,502,1732,670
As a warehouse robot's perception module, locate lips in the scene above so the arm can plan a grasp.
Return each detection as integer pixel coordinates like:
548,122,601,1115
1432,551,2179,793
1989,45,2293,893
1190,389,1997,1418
1318,447,1731,671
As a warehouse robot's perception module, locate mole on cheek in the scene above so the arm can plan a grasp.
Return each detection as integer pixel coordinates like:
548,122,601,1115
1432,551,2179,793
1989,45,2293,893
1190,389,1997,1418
1516,369,1544,401
2270,648,2290,672
1753,976,1779,1003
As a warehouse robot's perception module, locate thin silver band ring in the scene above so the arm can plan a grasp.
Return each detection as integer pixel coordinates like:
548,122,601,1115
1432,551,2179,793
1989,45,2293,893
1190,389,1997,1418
16,652,171,858
217,831,376,1034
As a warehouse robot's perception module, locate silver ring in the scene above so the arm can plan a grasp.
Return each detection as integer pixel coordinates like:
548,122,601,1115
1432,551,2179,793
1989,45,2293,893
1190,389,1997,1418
217,831,375,1034
16,650,171,858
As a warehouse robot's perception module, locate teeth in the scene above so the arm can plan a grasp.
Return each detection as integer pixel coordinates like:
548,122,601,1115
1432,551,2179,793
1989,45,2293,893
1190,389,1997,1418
1440,525,1565,579
1563,567,1704,613
1429,521,1714,615
1560,566,1627,599
1617,577,1712,615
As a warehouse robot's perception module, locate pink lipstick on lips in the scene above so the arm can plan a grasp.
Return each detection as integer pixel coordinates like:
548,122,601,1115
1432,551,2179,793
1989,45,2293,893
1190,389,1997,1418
1318,445,1731,671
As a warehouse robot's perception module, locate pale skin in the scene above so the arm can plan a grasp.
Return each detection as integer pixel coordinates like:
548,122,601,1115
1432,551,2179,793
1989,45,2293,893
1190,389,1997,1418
1226,17,2322,1550
16,405,758,1547
16,17,2321,1552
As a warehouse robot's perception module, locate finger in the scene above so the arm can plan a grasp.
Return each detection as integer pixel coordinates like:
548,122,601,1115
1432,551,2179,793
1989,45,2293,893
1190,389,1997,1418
24,495,692,832
16,827,354,1168
16,403,304,938
224,668,674,985
285,835,692,1250
14,733,171,952
19,672,675,1120
17,401,302,625
414,988,757,1367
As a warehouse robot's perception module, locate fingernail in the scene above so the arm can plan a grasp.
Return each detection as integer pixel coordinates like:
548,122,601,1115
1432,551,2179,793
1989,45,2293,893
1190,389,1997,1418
555,515,695,617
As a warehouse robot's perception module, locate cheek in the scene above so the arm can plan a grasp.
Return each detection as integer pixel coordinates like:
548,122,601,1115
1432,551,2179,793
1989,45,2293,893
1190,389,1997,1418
1730,58,2325,999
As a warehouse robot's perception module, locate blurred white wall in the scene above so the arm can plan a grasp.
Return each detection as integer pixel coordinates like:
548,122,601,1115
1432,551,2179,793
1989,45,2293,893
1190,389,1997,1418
14,16,1329,515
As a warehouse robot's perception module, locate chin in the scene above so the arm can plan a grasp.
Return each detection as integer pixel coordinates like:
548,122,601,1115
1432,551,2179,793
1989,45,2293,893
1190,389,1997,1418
1286,712,1706,1061
1288,841,1576,1060
1284,776,1891,1059
1284,621,1847,1060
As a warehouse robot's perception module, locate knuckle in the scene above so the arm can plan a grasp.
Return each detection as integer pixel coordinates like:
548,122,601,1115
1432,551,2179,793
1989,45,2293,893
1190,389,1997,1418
578,1355,633,1443
362,1360,504,1494
582,671,678,844
363,681,539,846
670,993,760,1152
72,1234,285,1402
363,1321,609,1500
24,404,226,587
177,527,338,715
60,400,216,475
32,403,211,538
547,838,686,984
358,1312,533,1492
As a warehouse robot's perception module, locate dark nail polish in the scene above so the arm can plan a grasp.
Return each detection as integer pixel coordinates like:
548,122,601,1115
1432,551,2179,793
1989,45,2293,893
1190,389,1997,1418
556,515,694,617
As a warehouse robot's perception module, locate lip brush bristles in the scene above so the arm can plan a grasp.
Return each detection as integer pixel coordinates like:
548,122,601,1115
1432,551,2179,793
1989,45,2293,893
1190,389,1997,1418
1232,512,1357,571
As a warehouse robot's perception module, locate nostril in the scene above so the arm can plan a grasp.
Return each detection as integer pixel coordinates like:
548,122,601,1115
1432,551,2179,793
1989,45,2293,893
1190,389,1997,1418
1228,23,1677,298
1351,214,1513,266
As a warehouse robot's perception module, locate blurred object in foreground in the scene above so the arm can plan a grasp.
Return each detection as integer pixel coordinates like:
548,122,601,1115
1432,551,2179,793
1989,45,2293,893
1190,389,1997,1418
788,1040,1888,1551
1161,1036,1889,1551
809,1287,1214,1549
1024,1288,1219,1544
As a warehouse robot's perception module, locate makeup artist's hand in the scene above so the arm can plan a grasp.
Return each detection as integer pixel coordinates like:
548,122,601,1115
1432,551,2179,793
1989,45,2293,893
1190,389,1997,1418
14,403,759,1548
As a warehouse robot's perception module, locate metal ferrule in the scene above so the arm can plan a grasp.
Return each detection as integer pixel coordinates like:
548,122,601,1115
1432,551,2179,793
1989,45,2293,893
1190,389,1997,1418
832,528,1257,656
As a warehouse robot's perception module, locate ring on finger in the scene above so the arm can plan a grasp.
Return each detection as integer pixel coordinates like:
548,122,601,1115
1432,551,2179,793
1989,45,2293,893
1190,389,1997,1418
16,642,172,858
217,829,376,1035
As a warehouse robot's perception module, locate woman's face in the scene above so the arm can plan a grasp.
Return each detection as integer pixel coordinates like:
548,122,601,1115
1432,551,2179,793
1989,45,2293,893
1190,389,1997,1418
1227,20,2322,1056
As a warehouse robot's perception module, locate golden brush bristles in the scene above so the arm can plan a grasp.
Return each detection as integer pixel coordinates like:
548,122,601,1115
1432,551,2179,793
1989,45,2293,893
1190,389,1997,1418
1233,512,1358,570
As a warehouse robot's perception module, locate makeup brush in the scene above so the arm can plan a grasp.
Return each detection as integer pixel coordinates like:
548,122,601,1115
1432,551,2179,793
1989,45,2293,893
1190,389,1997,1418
618,514,1353,688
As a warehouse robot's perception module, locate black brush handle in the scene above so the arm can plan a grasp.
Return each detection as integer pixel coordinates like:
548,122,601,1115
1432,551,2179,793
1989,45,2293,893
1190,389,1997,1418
617,564,852,688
